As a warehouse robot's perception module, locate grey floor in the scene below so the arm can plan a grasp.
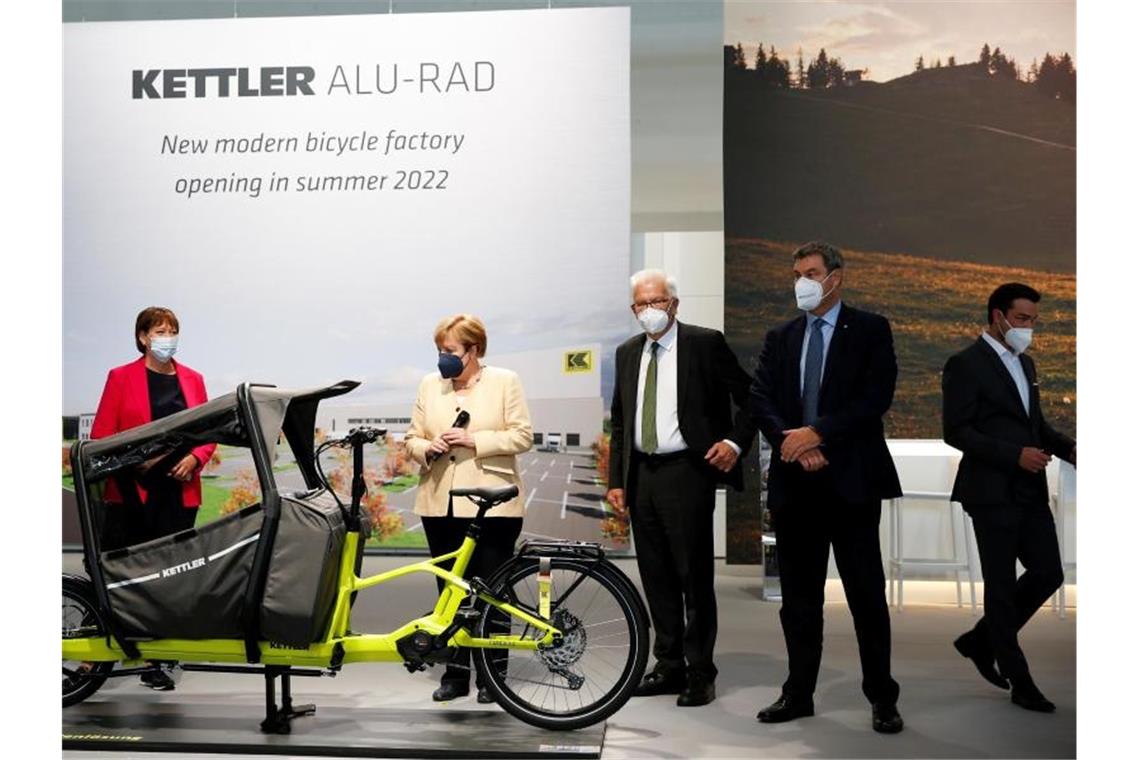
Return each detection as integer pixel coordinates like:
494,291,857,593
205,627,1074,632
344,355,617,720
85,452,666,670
63,554,1076,759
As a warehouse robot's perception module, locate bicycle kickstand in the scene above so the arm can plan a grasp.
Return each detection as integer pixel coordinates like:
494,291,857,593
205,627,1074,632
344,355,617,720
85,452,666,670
260,666,316,734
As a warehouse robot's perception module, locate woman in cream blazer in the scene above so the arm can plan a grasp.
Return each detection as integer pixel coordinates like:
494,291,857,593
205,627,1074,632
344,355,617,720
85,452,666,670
403,314,533,702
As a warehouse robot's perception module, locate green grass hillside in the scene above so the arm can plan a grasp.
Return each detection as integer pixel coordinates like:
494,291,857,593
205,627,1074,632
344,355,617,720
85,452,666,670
830,63,1075,146
724,67,1075,272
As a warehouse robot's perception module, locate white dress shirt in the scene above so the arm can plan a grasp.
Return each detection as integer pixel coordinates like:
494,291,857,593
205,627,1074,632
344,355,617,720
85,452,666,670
634,320,687,454
981,330,1030,414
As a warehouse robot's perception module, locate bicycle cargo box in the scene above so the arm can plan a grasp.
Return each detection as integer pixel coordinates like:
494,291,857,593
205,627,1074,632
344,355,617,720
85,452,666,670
259,491,350,648
102,504,263,639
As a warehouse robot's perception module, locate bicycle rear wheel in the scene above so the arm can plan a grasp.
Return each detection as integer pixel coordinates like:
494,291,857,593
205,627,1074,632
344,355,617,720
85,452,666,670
63,577,114,707
472,557,648,730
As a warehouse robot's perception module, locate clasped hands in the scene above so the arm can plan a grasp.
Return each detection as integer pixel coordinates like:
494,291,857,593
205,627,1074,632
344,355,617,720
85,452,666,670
427,427,476,457
781,426,827,472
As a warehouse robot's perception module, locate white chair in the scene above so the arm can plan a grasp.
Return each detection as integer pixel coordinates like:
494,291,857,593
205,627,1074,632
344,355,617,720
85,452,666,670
887,491,978,612
1050,463,1076,618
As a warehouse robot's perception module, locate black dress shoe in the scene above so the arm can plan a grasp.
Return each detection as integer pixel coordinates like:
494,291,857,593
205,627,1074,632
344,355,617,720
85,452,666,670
432,681,470,701
633,670,686,697
476,687,495,704
140,670,175,691
1010,681,1056,713
954,633,1009,690
756,694,814,723
676,677,716,707
872,702,904,734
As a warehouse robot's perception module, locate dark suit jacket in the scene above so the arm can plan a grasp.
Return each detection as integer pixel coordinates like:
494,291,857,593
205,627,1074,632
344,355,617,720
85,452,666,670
608,321,756,493
749,303,902,509
942,336,1074,513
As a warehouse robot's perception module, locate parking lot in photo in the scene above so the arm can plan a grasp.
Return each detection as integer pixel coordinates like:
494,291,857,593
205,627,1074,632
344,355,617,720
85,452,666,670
192,445,627,554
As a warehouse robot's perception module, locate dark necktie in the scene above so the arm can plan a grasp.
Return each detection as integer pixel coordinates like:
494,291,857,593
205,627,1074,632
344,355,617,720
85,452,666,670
802,319,825,425
641,342,660,453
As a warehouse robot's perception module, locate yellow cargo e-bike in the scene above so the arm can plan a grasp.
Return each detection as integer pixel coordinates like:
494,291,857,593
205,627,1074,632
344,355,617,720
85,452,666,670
63,381,648,732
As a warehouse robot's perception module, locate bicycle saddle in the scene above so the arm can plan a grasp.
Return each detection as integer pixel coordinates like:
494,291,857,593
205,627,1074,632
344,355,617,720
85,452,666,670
449,484,519,507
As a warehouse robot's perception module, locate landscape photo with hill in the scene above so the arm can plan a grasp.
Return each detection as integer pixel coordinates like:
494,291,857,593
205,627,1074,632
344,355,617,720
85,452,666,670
722,31,1076,563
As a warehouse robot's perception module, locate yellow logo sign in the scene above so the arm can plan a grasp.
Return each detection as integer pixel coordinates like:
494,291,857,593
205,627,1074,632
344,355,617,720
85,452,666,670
563,350,593,374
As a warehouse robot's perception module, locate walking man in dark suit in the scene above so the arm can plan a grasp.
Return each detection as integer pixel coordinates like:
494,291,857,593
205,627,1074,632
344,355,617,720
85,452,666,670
606,268,756,707
943,282,1075,712
749,241,904,733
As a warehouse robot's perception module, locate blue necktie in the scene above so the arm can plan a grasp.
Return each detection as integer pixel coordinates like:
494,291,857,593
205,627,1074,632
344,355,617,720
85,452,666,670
802,319,825,425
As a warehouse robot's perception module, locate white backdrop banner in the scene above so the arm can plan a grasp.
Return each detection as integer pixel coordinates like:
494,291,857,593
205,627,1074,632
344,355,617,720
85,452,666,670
64,7,631,412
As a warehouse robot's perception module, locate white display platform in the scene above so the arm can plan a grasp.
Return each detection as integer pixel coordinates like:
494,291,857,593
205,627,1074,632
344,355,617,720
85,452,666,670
882,440,1076,586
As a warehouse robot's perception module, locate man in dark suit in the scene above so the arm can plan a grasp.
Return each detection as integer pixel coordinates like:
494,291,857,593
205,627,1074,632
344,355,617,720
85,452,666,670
749,241,904,734
943,282,1075,713
606,268,756,707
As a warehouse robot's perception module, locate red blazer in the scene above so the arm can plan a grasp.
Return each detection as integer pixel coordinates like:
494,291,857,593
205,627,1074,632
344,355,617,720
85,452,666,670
91,357,216,508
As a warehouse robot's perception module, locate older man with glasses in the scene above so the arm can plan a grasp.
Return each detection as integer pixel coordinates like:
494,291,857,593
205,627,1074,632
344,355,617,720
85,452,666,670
605,269,757,707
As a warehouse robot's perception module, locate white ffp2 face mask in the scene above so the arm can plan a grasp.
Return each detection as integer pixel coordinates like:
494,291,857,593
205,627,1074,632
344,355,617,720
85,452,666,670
794,270,837,311
637,306,671,335
1000,315,1033,354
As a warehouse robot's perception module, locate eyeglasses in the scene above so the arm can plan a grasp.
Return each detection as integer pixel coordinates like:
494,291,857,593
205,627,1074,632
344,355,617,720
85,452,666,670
1005,314,1045,329
630,297,673,313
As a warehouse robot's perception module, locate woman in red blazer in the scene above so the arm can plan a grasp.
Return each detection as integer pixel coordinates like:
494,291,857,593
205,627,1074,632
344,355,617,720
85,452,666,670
92,307,216,545
90,306,215,689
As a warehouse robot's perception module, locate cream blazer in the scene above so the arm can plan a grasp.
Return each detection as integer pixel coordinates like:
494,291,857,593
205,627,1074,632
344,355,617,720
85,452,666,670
404,366,533,518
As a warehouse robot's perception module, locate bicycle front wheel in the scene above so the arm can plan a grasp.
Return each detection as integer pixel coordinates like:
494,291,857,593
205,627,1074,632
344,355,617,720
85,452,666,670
472,557,648,730
63,577,114,707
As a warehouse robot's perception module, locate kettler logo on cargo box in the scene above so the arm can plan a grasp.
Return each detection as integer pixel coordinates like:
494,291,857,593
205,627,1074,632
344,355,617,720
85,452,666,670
162,558,206,578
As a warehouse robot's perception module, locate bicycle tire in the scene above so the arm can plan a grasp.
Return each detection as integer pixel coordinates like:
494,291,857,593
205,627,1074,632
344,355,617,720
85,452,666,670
472,557,648,730
63,576,113,707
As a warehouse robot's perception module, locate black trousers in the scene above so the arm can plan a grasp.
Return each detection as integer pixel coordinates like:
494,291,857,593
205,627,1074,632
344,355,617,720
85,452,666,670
628,451,718,680
100,487,198,551
772,483,899,705
422,514,522,688
960,494,1064,684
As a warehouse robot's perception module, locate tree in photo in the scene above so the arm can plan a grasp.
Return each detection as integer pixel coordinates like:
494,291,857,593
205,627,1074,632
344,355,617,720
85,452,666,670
221,468,260,516
723,44,738,71
327,447,405,542
826,55,846,88
593,433,629,545
990,46,1018,79
806,48,829,88
1037,52,1078,102
764,45,791,88
806,48,845,89
382,436,419,481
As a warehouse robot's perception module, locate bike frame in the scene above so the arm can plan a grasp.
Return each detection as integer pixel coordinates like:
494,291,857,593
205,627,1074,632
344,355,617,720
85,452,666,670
62,526,562,668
